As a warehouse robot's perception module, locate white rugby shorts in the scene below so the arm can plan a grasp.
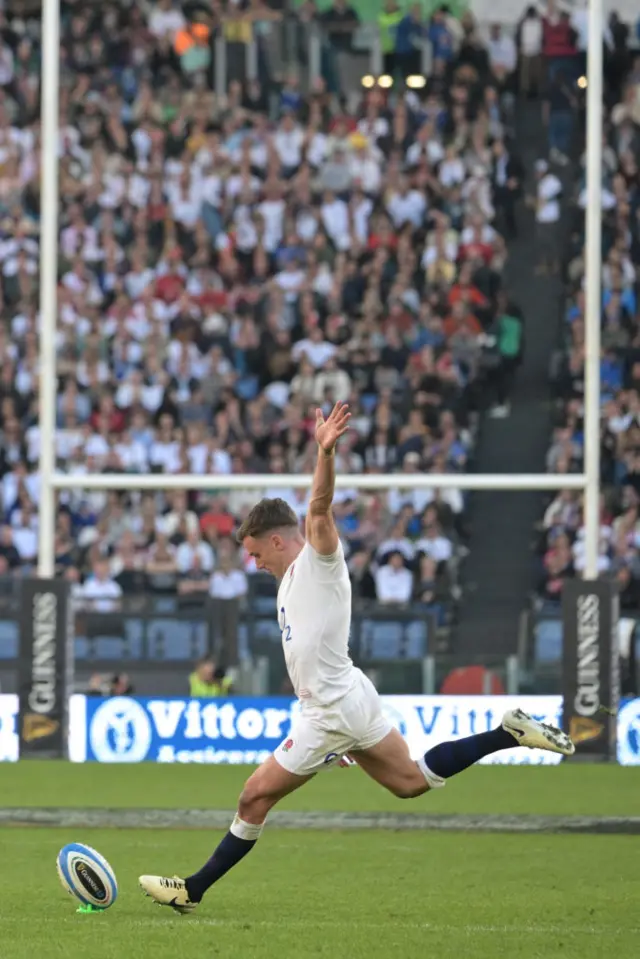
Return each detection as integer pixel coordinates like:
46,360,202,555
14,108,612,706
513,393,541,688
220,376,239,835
274,672,392,776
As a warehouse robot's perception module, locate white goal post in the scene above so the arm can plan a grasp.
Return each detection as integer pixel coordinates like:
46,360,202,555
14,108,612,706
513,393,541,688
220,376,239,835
36,1,604,582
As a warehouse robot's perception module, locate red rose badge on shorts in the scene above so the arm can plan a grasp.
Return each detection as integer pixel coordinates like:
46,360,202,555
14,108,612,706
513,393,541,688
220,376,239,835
282,738,294,752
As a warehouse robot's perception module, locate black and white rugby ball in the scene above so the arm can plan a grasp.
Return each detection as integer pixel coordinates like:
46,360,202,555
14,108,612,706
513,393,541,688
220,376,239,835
56,842,118,909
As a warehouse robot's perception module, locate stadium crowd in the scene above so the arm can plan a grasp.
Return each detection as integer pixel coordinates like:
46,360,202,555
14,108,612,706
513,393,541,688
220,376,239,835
539,26,640,612
0,0,526,627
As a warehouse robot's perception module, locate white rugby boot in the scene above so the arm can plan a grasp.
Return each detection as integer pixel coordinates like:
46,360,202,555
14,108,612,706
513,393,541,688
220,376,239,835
502,707,575,756
139,875,197,914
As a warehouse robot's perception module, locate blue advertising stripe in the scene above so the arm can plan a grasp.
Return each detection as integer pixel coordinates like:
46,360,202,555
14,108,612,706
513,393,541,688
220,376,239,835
1,695,639,764
83,695,297,764
82,694,564,766
616,699,640,765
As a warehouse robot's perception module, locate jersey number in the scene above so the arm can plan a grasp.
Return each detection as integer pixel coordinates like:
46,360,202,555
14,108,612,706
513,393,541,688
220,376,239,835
280,607,292,642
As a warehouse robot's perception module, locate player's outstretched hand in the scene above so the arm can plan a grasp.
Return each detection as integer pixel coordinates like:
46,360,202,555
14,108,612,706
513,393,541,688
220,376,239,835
315,402,350,453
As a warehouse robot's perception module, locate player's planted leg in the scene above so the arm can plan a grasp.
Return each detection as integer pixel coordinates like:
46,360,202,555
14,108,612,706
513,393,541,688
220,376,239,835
139,757,311,912
183,814,263,903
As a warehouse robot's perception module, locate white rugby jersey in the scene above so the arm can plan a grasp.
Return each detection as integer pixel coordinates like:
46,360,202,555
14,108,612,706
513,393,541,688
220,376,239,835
276,541,357,707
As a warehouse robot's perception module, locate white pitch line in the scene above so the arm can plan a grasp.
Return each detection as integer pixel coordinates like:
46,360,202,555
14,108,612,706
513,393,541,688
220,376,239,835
194,919,638,937
0,915,635,937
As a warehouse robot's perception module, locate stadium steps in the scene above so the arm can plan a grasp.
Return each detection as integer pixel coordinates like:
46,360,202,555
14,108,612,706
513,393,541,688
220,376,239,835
452,99,566,659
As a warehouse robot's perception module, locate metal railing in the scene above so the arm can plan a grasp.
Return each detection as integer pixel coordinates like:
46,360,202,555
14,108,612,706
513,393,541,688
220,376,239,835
0,570,534,695
521,602,639,696
0,576,440,694
210,18,433,102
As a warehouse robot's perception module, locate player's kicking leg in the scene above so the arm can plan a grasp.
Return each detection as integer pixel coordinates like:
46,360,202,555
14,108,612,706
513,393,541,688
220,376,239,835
139,756,311,913
350,707,575,799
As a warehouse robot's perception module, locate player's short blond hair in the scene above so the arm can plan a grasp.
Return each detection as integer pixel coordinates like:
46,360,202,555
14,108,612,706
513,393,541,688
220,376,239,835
236,498,299,543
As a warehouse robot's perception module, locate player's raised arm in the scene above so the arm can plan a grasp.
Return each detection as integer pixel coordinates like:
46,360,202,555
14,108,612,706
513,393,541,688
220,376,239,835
306,401,350,556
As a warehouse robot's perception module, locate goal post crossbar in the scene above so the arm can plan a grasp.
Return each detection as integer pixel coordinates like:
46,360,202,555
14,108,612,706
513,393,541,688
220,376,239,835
50,472,588,492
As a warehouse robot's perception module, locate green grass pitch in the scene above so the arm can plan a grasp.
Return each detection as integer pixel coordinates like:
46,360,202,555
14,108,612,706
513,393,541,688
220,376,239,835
1,763,639,959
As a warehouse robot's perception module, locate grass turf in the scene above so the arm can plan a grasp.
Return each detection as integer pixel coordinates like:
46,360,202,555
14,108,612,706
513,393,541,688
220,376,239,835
1,827,638,959
1,764,639,958
1,761,639,816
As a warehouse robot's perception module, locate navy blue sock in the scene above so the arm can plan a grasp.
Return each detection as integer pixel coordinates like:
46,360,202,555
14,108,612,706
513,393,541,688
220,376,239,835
423,726,517,780
185,829,258,902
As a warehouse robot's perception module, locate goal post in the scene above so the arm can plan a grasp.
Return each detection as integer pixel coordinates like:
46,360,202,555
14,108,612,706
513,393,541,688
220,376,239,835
35,2,604,578
30,472,623,762
45,472,622,760
33,1,617,757
36,0,61,581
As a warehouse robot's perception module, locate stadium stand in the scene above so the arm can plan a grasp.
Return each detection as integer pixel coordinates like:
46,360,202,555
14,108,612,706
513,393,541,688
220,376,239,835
0,1,536,692
527,25,640,690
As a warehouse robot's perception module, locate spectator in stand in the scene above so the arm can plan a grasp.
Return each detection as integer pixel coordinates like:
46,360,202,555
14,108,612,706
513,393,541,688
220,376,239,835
87,672,134,696
414,554,448,624
348,549,377,601
415,513,453,564
320,0,360,93
427,4,455,70
0,526,20,571
209,539,248,598
490,138,524,239
606,12,631,106
209,538,248,666
486,291,524,418
517,6,544,98
145,534,179,595
545,69,577,167
375,550,414,605
395,4,428,80
540,0,579,86
321,0,359,52
80,559,123,612
530,159,562,275
189,657,233,697
378,0,403,78
487,23,517,93
178,552,211,597
538,533,574,603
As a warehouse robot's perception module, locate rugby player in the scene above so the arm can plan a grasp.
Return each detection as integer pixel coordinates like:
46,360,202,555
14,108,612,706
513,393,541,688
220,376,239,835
140,401,574,912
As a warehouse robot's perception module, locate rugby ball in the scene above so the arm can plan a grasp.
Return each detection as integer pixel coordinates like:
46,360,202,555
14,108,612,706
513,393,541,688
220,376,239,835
56,843,118,909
